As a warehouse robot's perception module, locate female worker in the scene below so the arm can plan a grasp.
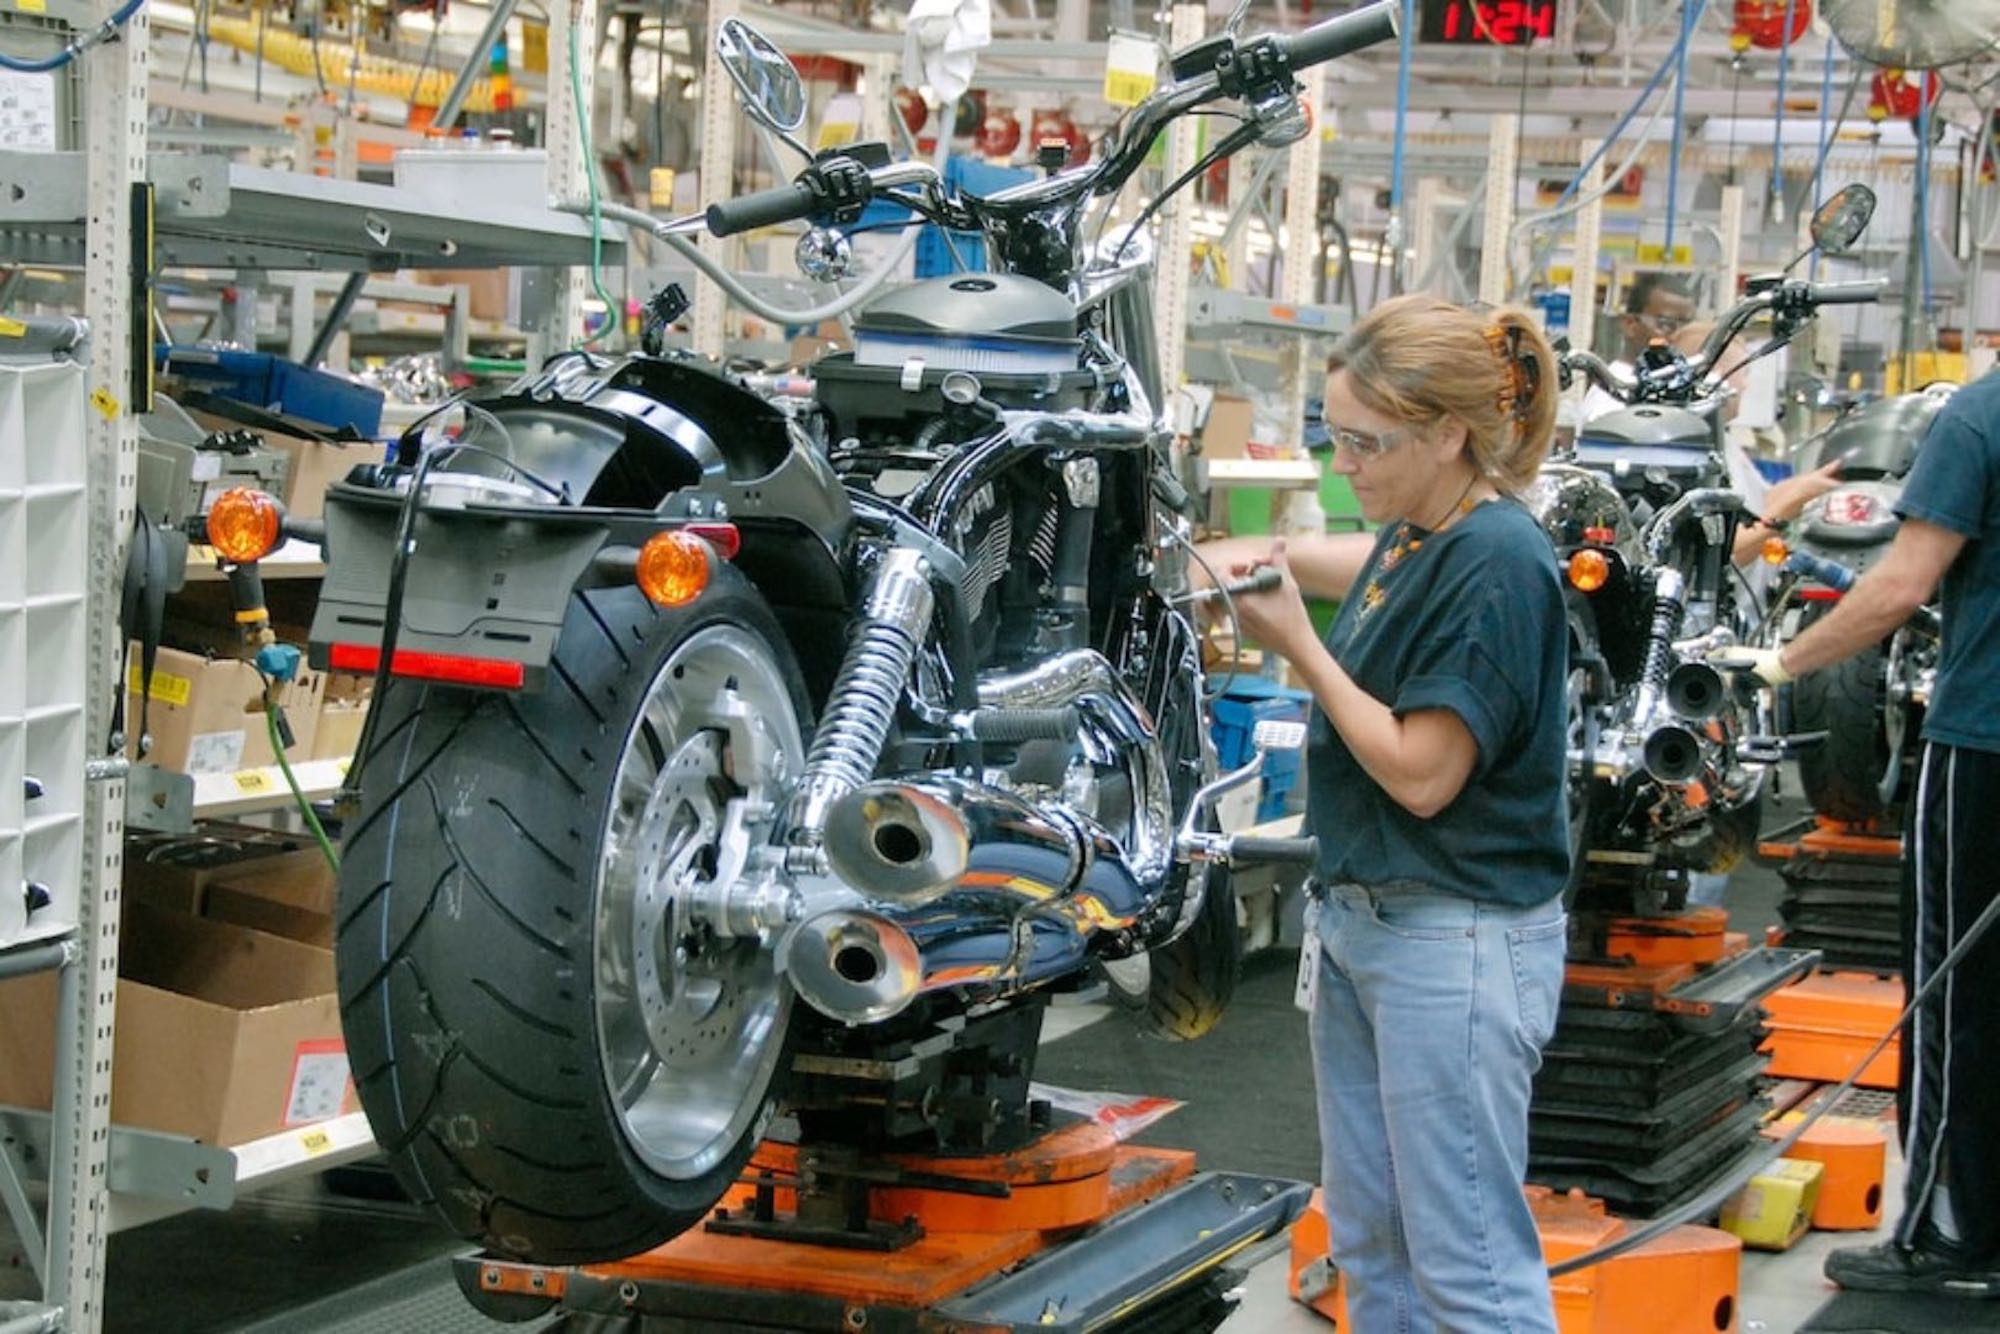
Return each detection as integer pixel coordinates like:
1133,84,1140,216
1206,296,1569,1332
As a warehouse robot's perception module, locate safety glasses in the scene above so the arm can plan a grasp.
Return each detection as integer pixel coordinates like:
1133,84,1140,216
1322,423,1415,459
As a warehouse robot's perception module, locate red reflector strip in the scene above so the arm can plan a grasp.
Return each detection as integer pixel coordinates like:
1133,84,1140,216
683,522,741,560
328,643,526,689
1798,587,1844,602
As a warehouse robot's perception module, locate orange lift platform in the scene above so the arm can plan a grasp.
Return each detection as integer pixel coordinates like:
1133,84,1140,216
1288,1186,1742,1333
453,993,1311,1334
455,1123,1309,1332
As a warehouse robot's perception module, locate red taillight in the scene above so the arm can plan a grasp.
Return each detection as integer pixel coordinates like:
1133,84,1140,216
329,643,526,689
683,522,741,560
1822,492,1881,526
1583,525,1616,546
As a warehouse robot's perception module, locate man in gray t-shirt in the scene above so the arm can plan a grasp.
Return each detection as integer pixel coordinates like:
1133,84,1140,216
1731,370,2000,1295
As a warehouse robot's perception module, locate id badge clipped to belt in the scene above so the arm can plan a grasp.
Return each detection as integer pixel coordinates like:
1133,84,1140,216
1295,882,1323,1014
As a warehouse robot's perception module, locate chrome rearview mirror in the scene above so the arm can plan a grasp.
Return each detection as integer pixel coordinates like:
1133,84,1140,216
1811,183,1876,257
716,18,807,134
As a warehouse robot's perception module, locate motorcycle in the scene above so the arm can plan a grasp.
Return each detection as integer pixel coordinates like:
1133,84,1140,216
1535,188,1882,904
264,4,1399,1265
1773,383,1955,824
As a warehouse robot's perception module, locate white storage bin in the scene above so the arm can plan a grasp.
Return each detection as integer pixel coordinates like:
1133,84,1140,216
0,353,87,949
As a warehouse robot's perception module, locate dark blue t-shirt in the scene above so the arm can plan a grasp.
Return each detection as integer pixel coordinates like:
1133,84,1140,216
1897,371,2000,753
1304,498,1570,907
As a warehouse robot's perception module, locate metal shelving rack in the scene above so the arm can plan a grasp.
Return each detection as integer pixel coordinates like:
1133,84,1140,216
0,0,603,1325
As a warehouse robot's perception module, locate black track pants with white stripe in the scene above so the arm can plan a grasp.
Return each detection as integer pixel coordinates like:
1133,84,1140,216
1896,741,2000,1260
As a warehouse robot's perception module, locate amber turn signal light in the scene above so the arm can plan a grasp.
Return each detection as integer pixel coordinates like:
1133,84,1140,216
1567,548,1611,593
636,530,713,607
206,488,284,564
1761,536,1789,565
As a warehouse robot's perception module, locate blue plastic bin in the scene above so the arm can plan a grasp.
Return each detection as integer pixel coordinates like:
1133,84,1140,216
162,347,385,436
1211,679,1311,821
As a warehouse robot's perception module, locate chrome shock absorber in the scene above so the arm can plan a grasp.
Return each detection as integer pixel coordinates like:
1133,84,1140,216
785,547,937,862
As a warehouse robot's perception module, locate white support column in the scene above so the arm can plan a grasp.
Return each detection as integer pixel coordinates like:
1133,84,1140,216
1279,66,1325,454
693,0,742,360
1155,1,1204,418
1410,176,1452,295
56,1,146,1328
1718,182,1746,304
1568,141,1605,409
1477,113,1518,307
537,0,598,366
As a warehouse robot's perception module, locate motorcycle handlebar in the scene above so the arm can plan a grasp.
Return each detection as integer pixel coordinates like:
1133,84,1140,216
706,181,821,238
1282,0,1400,70
1808,279,1887,306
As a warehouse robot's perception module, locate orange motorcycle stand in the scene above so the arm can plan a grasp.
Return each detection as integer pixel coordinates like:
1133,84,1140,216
456,1121,1313,1333
1288,1187,1742,1334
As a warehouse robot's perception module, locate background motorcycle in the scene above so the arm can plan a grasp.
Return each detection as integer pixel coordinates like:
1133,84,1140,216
294,5,1396,1266
1773,383,1956,824
1537,192,1881,906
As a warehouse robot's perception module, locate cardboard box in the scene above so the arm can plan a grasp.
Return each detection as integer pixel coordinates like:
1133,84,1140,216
188,408,373,521
1201,391,1254,461
0,904,354,1146
203,850,335,948
127,644,326,776
412,268,513,324
311,698,368,762
312,671,372,761
125,828,327,916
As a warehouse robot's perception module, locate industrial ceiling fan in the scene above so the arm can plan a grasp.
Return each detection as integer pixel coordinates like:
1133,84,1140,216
1821,0,2000,69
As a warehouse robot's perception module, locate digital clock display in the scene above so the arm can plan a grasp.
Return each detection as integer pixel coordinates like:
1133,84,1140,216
1419,0,1559,45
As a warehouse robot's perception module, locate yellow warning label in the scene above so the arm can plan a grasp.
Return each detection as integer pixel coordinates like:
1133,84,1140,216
232,770,274,794
298,1128,332,1156
1103,33,1157,109
16,0,47,15
89,387,121,420
0,317,25,337
127,663,193,708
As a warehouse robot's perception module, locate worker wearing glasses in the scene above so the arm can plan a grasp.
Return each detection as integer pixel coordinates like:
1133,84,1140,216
1574,271,1698,425
1200,296,1568,1332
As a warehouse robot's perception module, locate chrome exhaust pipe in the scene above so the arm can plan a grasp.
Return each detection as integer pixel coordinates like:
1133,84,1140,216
1642,724,1705,785
1666,662,1727,722
793,775,1149,1023
782,911,924,1025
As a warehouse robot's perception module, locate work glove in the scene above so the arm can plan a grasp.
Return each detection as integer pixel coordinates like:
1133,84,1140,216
1712,645,1794,688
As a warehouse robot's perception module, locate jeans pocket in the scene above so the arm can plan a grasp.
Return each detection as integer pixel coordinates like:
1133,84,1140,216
1369,894,1476,942
1506,915,1567,1050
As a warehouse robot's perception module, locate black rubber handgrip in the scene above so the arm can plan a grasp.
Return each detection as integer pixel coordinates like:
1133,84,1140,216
969,707,1082,744
1283,0,1400,70
1229,835,1321,867
1224,566,1283,596
706,181,820,238
1808,280,1885,306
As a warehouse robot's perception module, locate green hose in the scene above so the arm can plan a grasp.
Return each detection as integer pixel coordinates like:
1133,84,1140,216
267,700,341,873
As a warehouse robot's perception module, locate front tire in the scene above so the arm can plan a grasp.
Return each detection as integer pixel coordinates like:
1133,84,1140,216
336,573,810,1264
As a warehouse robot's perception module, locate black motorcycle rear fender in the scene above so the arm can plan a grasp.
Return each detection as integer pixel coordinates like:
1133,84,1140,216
307,472,852,694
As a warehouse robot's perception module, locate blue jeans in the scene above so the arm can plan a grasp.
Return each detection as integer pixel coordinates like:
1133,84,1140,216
1309,883,1566,1334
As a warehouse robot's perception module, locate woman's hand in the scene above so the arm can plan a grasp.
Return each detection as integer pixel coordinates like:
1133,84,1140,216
1764,459,1844,523
1228,539,1320,665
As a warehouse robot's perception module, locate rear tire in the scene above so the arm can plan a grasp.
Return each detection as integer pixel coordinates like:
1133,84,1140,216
336,573,810,1264
1792,635,1894,825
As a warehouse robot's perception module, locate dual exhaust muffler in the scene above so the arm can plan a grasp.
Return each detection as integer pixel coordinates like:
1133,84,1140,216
784,776,1147,1024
